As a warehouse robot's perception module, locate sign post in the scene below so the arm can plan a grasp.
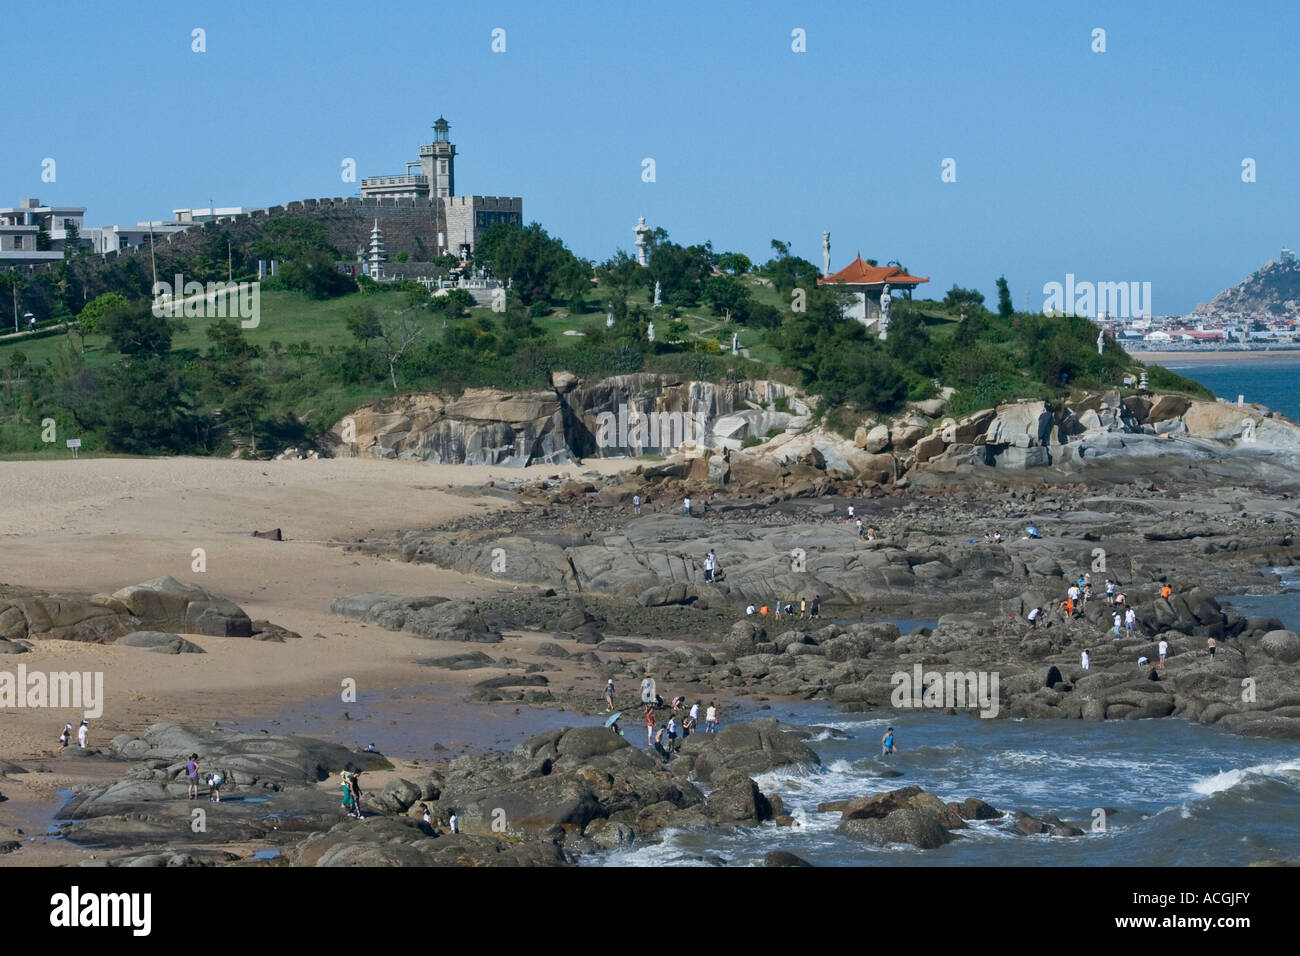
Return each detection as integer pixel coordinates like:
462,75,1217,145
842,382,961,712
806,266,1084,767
66,438,81,459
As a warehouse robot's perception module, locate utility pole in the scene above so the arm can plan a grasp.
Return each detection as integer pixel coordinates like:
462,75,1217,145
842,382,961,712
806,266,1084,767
228,239,232,281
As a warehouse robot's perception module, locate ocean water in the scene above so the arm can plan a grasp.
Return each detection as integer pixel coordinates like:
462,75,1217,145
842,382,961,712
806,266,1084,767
587,569,1300,867
589,707,1300,868
1161,359,1300,420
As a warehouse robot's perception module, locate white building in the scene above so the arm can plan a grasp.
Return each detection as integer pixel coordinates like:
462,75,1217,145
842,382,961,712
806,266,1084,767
0,198,86,262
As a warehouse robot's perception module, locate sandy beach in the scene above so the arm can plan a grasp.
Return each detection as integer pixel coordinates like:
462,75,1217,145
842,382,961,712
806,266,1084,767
0,454,642,862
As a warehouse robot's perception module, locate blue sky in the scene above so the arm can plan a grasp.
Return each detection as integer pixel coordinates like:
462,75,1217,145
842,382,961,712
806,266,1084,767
7,0,1297,314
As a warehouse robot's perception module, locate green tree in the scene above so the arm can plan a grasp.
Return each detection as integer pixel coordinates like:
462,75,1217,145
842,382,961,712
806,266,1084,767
943,285,986,312
700,275,751,321
276,248,356,299
202,320,269,455
716,252,752,275
35,227,52,251
996,275,1014,318
474,221,586,306
74,292,129,346
63,222,81,258
99,298,175,357
344,302,382,342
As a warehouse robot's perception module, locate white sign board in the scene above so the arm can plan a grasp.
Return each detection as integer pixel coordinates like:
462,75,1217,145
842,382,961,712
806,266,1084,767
66,438,81,448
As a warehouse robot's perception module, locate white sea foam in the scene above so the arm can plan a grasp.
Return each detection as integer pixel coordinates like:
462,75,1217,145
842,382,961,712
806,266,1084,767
1190,758,1300,796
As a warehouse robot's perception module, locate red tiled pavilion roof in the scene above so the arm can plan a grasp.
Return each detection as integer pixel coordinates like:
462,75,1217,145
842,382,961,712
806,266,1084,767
818,254,929,287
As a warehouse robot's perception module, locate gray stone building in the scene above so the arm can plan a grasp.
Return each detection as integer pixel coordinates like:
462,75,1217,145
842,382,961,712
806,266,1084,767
360,118,521,257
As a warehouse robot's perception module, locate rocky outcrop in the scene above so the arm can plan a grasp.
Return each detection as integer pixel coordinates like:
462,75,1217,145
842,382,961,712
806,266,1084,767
330,374,802,466
0,577,263,643
830,786,1003,850
330,594,502,642
110,577,252,637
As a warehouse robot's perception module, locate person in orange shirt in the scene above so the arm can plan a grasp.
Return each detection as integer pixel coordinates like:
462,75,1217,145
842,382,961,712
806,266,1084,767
1160,585,1172,599
760,605,768,616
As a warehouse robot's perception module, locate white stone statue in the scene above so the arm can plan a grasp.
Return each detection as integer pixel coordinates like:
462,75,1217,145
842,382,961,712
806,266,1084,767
647,320,655,343
653,280,662,308
822,230,831,275
1097,329,1105,355
878,284,892,341
634,216,650,267
732,333,739,356
606,312,615,328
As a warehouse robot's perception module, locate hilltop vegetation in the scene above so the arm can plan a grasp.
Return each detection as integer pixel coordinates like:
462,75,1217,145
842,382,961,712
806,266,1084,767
0,220,1210,456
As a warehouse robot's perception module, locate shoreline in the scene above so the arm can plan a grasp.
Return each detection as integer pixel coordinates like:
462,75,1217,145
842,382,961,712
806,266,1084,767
1131,350,1300,364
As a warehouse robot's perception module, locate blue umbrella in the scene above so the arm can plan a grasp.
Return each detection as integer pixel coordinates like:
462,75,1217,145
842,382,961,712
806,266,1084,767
604,711,623,728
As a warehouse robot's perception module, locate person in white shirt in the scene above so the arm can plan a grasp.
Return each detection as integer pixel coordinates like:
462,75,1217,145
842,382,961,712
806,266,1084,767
683,496,692,517
1027,606,1041,627
689,701,700,723
448,811,459,834
745,604,756,615
847,504,855,520
632,493,641,516
1158,638,1168,669
705,702,718,733
1068,585,1080,604
77,720,88,748
1125,607,1136,632
704,549,716,582
1081,650,1090,670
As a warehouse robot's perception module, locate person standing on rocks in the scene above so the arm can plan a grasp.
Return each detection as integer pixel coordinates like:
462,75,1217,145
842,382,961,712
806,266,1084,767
799,597,808,620
690,700,700,725
704,549,716,583
1081,649,1091,671
1106,580,1116,604
811,595,821,619
653,725,669,761
59,723,72,748
77,720,88,749
1158,638,1169,670
186,753,200,799
847,503,855,522
348,770,363,819
856,517,863,538
684,496,692,517
448,810,459,834
340,772,356,816
645,706,656,747
1125,607,1136,634
604,678,615,711
419,803,431,825
633,493,641,516
1207,636,1217,662
705,701,718,733
1113,611,1123,639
